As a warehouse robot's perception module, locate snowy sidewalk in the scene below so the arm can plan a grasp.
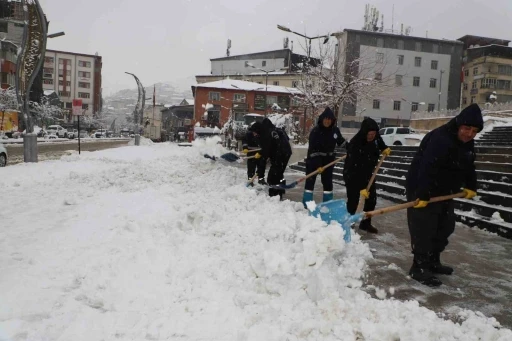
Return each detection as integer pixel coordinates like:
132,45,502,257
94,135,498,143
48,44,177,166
0,139,511,340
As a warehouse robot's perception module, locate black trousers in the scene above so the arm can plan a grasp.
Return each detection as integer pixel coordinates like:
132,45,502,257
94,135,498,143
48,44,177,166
304,156,334,192
406,192,456,256
247,158,266,179
345,182,376,215
267,154,291,197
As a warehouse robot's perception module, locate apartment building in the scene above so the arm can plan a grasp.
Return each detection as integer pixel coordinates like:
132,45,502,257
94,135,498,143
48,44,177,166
0,40,16,89
42,50,102,120
196,49,319,88
458,35,512,106
333,29,463,127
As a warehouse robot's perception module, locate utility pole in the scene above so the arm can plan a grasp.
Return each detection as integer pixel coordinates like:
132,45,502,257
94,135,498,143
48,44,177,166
438,70,445,111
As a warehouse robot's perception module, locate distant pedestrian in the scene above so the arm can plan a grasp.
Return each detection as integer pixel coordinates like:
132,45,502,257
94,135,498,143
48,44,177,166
405,103,482,287
302,107,346,208
251,119,292,199
242,123,267,185
343,117,390,233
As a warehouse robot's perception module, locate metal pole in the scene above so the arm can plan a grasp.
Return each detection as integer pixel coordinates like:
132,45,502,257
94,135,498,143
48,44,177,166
78,115,81,154
303,38,312,136
265,71,268,116
438,70,444,111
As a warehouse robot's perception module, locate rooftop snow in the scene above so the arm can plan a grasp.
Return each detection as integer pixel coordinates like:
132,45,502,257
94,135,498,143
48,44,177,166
194,79,301,95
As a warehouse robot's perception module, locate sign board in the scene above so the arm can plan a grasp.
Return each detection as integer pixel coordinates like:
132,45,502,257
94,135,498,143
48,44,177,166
72,99,83,115
254,94,266,111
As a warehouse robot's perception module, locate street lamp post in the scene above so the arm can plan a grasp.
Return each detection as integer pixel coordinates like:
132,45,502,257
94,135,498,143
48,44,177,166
438,70,445,111
245,62,281,116
277,24,330,135
401,98,425,125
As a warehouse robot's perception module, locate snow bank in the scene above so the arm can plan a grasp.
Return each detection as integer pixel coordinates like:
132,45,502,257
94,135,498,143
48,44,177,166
127,136,154,146
0,140,510,340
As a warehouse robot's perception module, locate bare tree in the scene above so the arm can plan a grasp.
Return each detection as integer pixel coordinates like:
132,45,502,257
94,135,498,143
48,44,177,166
293,39,401,133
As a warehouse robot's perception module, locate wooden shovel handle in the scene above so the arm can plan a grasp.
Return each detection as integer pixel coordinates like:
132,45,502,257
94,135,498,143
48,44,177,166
297,155,347,184
243,148,261,153
356,154,387,213
364,192,466,218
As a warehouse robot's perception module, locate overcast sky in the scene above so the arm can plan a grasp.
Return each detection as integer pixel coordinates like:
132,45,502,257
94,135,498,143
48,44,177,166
39,0,512,96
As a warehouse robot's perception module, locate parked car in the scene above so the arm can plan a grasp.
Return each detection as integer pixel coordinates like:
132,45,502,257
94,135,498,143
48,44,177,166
94,129,107,138
79,130,89,138
46,125,68,138
379,127,416,146
67,129,79,139
0,143,8,167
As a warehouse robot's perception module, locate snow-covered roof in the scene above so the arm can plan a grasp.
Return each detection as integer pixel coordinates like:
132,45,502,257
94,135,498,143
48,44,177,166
194,79,301,95
248,71,287,75
43,90,56,96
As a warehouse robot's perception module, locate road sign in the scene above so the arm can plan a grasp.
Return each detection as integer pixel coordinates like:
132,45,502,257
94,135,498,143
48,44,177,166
72,99,83,115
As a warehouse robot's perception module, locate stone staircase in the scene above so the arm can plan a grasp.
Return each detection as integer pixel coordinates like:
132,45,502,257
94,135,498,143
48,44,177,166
290,144,512,239
476,126,512,146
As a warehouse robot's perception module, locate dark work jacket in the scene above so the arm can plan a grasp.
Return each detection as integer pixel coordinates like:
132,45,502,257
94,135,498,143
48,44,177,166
406,104,482,201
254,118,292,165
343,118,387,189
307,108,345,159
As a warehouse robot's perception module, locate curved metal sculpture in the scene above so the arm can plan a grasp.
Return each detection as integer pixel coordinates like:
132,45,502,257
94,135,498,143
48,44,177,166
15,0,47,134
125,72,145,145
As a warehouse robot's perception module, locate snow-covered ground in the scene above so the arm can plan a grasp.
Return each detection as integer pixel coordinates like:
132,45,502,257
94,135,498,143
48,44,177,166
1,138,510,340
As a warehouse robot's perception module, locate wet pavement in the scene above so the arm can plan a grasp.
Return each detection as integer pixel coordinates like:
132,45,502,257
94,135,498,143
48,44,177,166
280,169,512,329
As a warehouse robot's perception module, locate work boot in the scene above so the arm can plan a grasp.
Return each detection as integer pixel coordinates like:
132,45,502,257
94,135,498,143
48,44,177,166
322,191,334,202
409,254,442,287
430,253,454,275
359,219,378,234
258,178,267,185
302,190,314,209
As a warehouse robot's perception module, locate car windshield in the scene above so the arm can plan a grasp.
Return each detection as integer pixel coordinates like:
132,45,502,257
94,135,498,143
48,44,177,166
396,128,410,134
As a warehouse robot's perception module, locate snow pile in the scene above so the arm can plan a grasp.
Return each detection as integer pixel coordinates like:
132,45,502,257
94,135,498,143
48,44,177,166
127,136,154,146
0,141,511,340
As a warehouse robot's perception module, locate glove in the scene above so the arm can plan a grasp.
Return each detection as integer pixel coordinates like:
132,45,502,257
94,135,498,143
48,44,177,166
360,189,369,199
242,149,249,154
317,167,324,174
463,188,477,199
413,200,428,209
382,147,391,156
254,153,261,159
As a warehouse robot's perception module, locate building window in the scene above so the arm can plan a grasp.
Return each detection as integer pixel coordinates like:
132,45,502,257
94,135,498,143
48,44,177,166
43,68,53,74
471,81,477,90
82,104,89,110
415,57,422,67
415,42,422,52
78,92,90,99
393,100,401,111
473,67,478,75
498,65,512,75
291,97,301,107
464,69,469,77
481,78,496,89
78,60,91,67
428,104,436,112
430,78,437,88
374,73,382,81
377,38,384,47
78,82,90,88
411,102,419,112
431,60,438,70
59,58,71,65
397,40,404,50
463,83,468,90
45,57,54,63
373,99,380,109
376,52,384,63
208,92,220,101
58,80,71,86
395,75,403,86
471,96,476,103
497,80,511,90
59,91,70,97
432,44,439,53
266,95,277,106
413,77,420,87
273,81,279,86
397,55,404,65
262,61,266,67
233,93,246,103
292,80,299,88
43,79,53,85
462,97,467,105
78,71,91,78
